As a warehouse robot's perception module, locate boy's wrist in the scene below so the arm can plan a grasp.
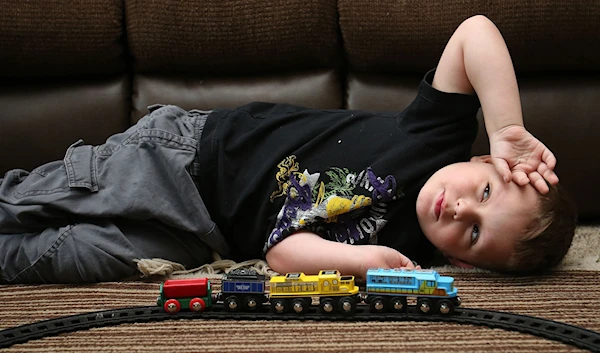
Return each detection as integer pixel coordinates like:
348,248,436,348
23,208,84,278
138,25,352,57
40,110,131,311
491,123,524,135
332,244,367,276
489,124,526,142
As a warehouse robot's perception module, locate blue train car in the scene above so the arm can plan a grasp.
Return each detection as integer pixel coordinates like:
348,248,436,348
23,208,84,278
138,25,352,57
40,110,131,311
219,269,267,312
365,268,461,315
222,279,265,294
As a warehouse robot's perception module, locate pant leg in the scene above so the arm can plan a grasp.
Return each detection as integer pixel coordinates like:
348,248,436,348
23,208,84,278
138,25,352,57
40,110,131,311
0,105,223,283
0,218,213,283
1,106,214,233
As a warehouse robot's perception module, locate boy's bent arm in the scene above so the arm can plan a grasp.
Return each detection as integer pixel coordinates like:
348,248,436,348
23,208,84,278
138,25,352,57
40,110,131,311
433,15,522,133
265,231,416,277
432,15,558,193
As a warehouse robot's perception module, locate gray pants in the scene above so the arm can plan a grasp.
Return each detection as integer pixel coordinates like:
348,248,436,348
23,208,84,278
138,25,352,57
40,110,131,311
0,105,229,283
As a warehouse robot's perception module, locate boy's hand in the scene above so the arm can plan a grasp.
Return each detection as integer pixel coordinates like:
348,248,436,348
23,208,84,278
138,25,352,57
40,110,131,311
487,125,559,194
357,245,418,277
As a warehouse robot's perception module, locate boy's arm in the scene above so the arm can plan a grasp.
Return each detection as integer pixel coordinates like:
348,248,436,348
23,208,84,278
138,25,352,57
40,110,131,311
432,15,558,194
265,231,416,277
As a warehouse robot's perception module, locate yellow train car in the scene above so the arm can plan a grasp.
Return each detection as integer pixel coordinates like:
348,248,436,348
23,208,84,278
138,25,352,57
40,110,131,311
268,270,360,314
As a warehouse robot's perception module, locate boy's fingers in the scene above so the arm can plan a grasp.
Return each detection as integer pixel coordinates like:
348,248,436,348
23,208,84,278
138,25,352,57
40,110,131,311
403,257,416,268
542,148,557,169
539,164,559,185
536,163,548,176
471,155,492,163
492,158,512,182
397,253,417,269
545,170,559,185
529,171,550,194
512,170,530,186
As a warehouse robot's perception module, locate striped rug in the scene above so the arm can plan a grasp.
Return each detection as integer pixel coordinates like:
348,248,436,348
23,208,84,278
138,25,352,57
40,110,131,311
1,271,599,352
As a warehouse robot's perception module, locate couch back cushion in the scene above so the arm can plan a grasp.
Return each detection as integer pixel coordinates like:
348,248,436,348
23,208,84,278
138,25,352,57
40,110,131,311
126,0,343,121
0,0,130,174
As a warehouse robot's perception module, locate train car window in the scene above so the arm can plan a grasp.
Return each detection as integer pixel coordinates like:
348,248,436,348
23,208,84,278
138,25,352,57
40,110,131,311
398,277,411,284
286,273,301,279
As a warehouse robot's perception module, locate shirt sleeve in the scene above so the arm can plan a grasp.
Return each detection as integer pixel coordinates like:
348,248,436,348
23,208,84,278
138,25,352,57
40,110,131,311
398,68,481,159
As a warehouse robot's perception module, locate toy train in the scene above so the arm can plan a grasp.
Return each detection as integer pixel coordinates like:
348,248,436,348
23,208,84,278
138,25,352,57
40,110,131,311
156,268,461,316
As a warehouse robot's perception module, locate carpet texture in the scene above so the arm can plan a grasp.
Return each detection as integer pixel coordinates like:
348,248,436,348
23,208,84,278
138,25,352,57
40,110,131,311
1,271,599,352
1,225,599,352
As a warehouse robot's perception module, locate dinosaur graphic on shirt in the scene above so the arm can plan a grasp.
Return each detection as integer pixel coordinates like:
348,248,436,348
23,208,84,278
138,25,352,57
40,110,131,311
265,155,403,253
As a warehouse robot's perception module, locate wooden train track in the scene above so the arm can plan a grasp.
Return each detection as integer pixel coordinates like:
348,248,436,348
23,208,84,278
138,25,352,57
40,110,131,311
1,304,599,351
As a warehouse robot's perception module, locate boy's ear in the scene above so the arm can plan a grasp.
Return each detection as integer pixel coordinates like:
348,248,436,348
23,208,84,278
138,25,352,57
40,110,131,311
446,255,475,269
470,155,493,164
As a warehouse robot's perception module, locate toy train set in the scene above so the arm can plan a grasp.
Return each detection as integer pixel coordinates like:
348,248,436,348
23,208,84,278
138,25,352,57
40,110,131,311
2,269,600,352
157,268,461,315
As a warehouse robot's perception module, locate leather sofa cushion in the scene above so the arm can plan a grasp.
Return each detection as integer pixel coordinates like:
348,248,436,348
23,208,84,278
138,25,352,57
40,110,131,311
130,70,342,122
339,0,600,73
0,0,125,78
0,77,130,173
126,0,340,75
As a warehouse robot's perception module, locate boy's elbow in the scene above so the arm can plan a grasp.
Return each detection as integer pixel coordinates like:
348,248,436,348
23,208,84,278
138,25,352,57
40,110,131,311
265,245,288,274
462,15,495,28
459,15,499,35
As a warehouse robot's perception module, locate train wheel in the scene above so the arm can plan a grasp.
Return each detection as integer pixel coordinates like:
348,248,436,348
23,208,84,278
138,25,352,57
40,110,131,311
417,298,432,314
390,297,407,313
338,296,357,315
291,298,309,314
437,299,454,315
320,298,335,314
245,295,260,311
369,296,386,313
271,298,288,314
189,298,206,312
164,299,181,314
225,295,240,312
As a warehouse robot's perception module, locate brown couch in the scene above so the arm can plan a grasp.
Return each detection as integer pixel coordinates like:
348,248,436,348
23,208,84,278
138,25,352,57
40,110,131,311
1,0,599,221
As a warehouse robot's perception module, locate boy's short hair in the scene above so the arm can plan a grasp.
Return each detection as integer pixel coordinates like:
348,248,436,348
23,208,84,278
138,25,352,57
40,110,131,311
505,182,577,274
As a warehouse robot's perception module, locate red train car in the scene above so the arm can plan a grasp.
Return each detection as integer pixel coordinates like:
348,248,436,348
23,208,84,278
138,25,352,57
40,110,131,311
157,278,213,313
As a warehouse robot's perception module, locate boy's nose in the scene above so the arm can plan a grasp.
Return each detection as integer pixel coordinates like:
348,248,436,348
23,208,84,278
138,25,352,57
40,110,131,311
453,198,476,221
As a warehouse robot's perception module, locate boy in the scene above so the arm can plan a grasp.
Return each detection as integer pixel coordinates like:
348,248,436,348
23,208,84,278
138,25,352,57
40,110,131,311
265,15,575,276
0,16,575,283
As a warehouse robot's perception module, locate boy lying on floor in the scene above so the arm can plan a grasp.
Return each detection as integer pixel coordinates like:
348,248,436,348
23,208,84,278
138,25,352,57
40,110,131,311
0,15,576,283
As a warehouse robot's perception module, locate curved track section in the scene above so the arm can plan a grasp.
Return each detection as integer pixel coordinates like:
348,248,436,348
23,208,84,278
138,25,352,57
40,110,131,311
1,305,599,351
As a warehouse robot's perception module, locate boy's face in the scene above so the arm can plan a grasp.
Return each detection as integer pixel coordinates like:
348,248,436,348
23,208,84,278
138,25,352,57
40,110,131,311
416,160,539,269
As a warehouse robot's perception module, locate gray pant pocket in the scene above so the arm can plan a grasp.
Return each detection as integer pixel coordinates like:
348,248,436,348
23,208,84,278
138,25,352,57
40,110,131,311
64,139,99,192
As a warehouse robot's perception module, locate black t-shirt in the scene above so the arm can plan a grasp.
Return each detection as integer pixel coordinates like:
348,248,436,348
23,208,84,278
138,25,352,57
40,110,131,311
197,69,480,266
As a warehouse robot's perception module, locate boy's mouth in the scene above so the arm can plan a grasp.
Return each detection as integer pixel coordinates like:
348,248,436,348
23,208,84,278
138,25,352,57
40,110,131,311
434,191,445,220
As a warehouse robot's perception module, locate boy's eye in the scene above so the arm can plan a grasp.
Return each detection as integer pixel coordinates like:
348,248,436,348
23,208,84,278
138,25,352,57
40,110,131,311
482,183,491,201
471,225,480,245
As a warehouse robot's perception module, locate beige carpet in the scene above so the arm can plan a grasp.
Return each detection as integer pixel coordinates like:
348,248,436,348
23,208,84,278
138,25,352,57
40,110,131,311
1,224,599,352
556,224,600,271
